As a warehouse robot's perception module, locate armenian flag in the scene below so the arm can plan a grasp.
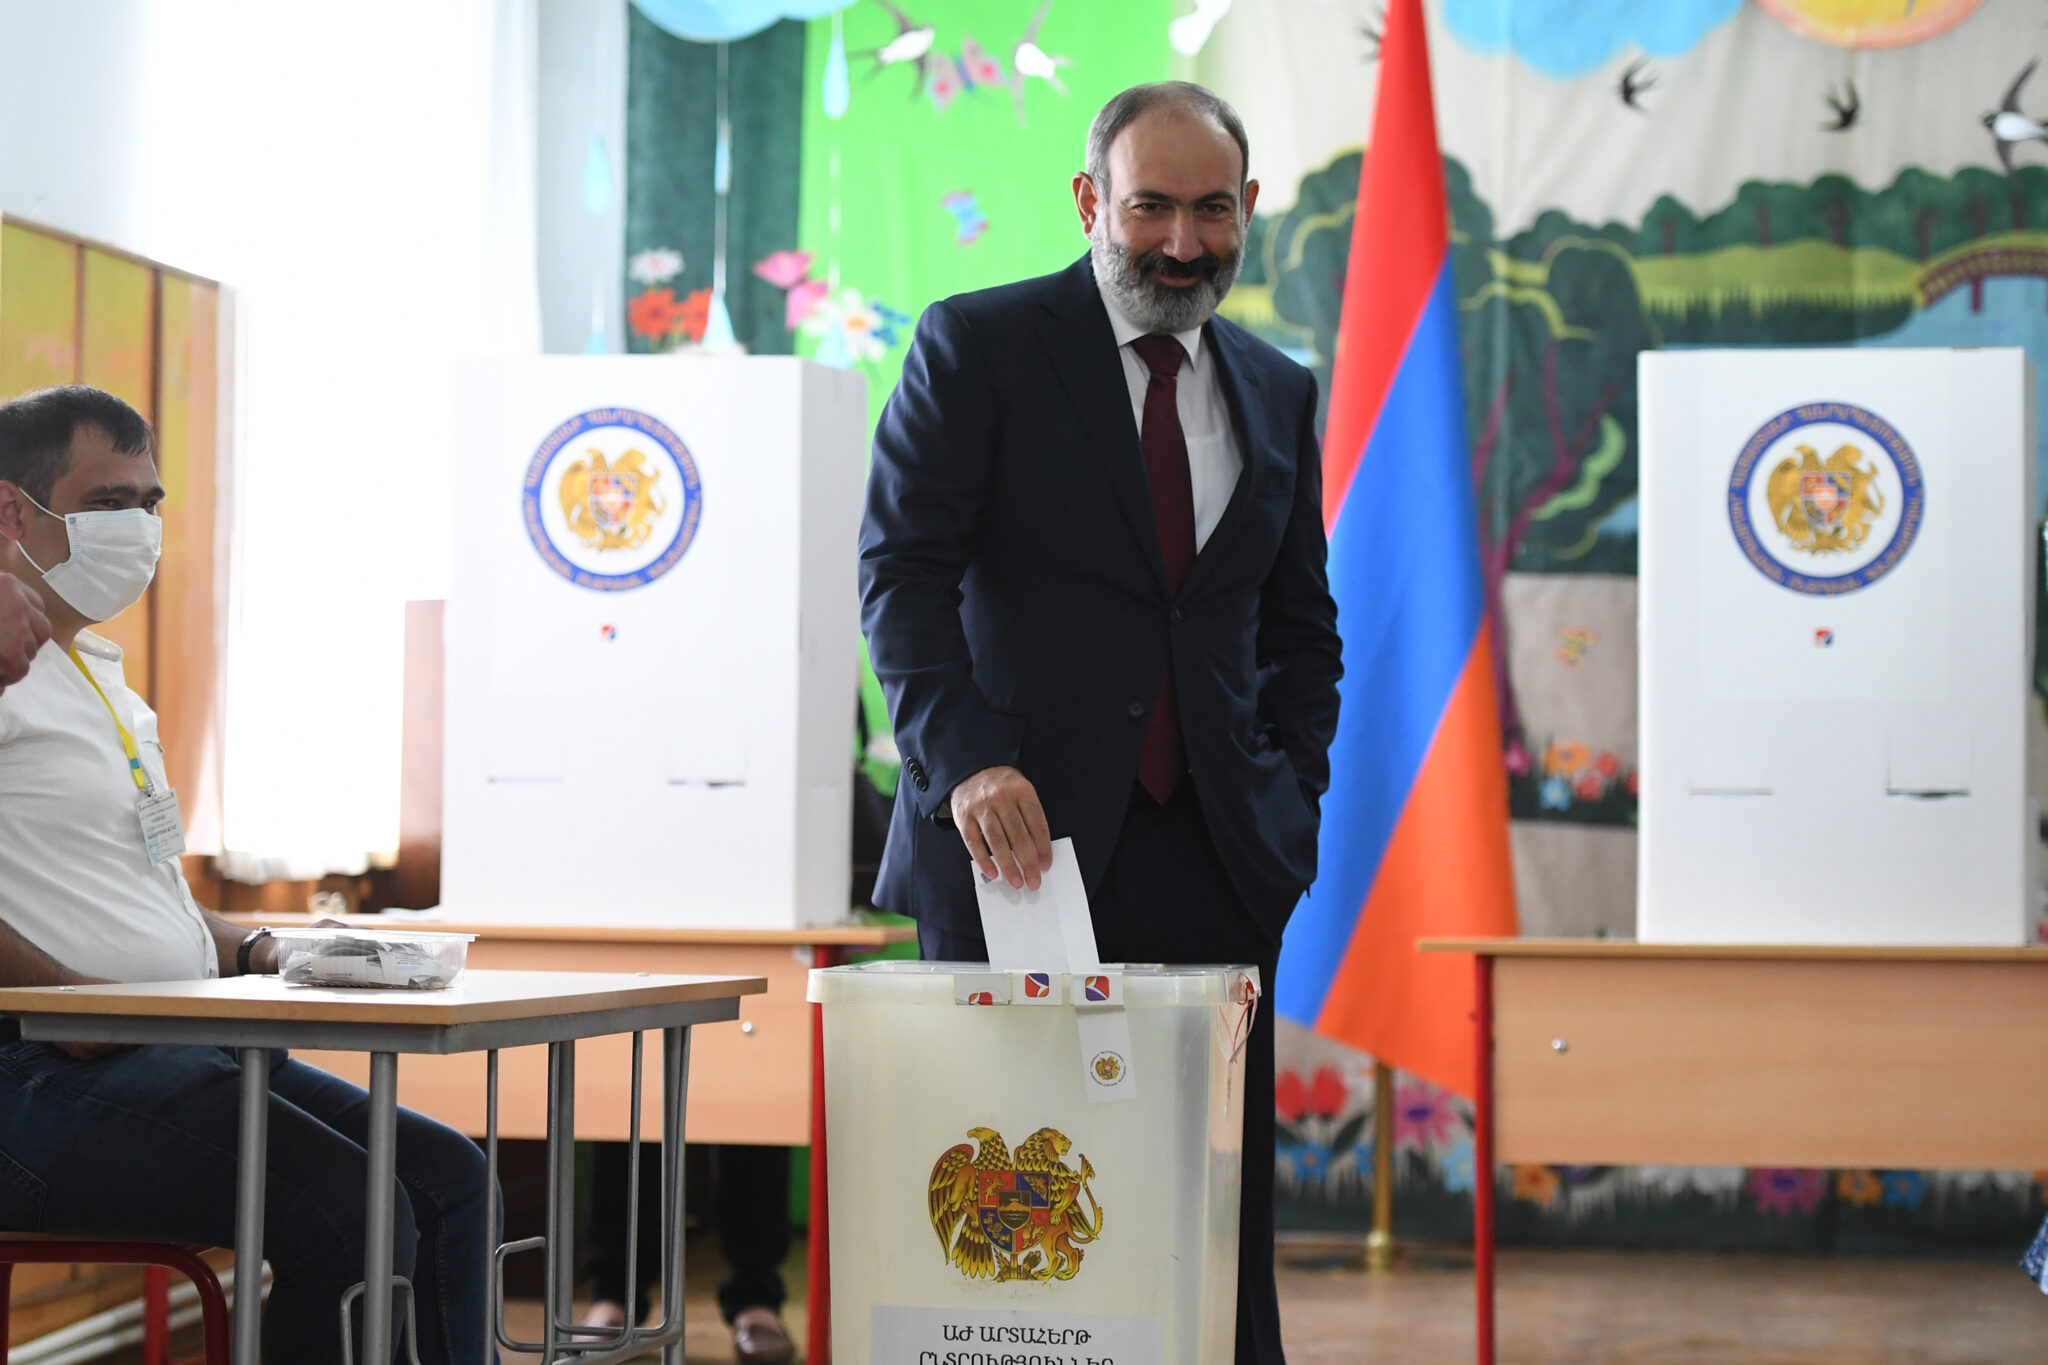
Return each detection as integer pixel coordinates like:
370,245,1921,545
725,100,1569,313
1275,0,1518,1098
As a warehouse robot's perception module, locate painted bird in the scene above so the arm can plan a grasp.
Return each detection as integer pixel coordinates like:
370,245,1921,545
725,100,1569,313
1822,79,1859,132
855,0,937,97
1010,0,1072,125
1617,57,1657,113
1985,58,2048,173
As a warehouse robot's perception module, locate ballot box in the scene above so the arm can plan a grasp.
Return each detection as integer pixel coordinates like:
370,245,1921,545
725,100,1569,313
441,356,868,927
1637,347,2037,945
809,962,1260,1365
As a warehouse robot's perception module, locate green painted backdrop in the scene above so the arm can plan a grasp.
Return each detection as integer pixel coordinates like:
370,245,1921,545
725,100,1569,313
795,0,1178,425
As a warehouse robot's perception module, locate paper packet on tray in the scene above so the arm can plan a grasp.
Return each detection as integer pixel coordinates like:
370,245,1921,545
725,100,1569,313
271,928,476,990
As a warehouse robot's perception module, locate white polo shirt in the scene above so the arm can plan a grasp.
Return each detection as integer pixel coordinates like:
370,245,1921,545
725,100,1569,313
0,634,216,983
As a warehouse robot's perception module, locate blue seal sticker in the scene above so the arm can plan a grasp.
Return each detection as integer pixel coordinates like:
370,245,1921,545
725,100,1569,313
1727,400,1924,596
522,406,703,592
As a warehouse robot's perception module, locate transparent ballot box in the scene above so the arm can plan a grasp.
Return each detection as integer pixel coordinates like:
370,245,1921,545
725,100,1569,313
808,961,1260,1365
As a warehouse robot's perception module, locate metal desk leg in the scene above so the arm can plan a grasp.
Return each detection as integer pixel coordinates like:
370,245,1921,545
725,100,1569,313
806,943,843,1365
545,1041,578,1351
233,1047,271,1365
659,1027,691,1365
1473,957,1496,1365
363,1051,400,1365
483,1050,499,1365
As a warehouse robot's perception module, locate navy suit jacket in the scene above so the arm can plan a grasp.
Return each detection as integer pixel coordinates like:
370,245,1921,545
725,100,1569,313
857,255,1343,943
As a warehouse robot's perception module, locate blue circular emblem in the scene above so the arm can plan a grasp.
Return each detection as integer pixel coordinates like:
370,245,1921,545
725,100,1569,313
522,406,703,591
1727,400,1924,596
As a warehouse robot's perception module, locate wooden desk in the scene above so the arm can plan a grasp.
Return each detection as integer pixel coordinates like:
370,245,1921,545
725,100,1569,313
0,969,763,1365
1423,938,2048,1365
230,916,914,1365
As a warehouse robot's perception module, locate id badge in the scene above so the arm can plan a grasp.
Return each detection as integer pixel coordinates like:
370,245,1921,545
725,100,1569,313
137,787,186,865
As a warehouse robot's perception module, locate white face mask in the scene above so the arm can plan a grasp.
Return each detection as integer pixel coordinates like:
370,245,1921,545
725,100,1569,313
15,492,162,623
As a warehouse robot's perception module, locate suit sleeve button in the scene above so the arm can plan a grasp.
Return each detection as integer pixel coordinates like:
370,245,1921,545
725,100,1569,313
1127,701,1145,718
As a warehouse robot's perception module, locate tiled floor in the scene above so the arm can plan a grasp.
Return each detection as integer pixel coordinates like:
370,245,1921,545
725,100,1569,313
487,1234,2046,1364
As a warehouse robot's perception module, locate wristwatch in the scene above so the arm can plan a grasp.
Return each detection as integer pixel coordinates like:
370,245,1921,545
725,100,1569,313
237,927,273,976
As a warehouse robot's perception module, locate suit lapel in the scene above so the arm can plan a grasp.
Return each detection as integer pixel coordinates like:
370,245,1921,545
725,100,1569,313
1186,317,1275,592
1036,257,1170,597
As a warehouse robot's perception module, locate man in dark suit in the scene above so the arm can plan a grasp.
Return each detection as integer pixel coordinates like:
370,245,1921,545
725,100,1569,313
858,82,1341,1365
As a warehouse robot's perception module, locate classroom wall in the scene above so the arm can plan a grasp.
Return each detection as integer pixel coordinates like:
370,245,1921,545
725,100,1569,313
0,0,150,247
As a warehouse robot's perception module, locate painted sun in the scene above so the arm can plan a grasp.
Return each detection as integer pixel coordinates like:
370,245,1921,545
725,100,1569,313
1752,0,1984,49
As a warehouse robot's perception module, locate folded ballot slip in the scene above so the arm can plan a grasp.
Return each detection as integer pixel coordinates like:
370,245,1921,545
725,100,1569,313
270,927,476,990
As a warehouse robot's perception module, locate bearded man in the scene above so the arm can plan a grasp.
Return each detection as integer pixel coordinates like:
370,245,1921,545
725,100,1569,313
858,82,1342,1364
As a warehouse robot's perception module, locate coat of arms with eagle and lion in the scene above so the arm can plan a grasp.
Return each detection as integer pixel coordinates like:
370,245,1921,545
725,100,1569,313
928,1126,1104,1283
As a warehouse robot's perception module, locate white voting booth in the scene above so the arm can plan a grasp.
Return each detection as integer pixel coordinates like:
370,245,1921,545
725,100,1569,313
441,356,867,927
1638,348,2036,945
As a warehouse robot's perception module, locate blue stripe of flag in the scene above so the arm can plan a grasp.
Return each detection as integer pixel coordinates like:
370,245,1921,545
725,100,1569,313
1277,262,1486,1024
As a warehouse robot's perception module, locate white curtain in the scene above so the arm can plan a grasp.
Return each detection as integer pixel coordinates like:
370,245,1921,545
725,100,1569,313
139,0,542,881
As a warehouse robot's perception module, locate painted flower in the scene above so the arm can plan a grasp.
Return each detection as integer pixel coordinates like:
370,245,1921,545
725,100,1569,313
752,248,813,288
1546,741,1591,777
627,287,684,341
1438,1136,1476,1194
1305,1065,1348,1119
1503,740,1531,776
1293,1143,1333,1182
677,287,712,343
628,247,685,286
1510,1164,1559,1207
1625,771,1639,798
1573,772,1605,801
801,286,892,367
1275,1069,1308,1124
1881,1170,1927,1210
1836,1169,1883,1208
1595,752,1622,778
785,277,829,330
1539,776,1572,811
1745,1168,1825,1217
1394,1077,1455,1150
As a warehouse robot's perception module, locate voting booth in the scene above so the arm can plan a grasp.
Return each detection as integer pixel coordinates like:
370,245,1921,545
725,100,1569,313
441,356,868,927
809,962,1259,1365
1638,348,2037,945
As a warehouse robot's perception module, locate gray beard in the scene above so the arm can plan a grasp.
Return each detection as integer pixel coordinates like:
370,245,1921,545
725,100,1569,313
1089,226,1241,335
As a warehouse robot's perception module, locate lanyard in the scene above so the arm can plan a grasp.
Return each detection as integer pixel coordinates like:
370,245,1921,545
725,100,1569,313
66,647,151,793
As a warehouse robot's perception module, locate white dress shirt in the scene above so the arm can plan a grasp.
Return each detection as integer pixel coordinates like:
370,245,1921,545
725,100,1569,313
1097,280,1244,551
0,634,216,983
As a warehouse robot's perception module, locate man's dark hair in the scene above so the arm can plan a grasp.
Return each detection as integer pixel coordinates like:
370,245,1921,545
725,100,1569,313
0,385,154,505
1084,81,1250,199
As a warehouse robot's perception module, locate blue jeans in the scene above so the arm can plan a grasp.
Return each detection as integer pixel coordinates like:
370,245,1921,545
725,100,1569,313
0,1041,494,1364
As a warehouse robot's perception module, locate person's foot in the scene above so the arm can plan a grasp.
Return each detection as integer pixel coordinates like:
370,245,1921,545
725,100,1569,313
731,1305,795,1365
573,1299,628,1340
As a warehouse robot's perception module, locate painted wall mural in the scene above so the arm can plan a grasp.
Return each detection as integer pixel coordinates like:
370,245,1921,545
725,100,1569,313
1201,0,2048,1241
623,0,2048,1252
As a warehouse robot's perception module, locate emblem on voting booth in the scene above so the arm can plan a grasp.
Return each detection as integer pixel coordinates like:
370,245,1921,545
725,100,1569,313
522,406,703,591
1727,400,1925,596
928,1125,1104,1284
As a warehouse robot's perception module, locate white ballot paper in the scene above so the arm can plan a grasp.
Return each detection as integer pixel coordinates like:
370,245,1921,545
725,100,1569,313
973,837,1137,1103
973,837,1100,971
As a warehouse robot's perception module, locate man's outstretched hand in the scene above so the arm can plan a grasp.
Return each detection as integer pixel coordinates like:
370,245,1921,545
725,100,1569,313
949,765,1054,891
0,573,50,694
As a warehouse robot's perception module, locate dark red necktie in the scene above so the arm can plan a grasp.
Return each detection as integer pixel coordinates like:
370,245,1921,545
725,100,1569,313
1131,333,1194,803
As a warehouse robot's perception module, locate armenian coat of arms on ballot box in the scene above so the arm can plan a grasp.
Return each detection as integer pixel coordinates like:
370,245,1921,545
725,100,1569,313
1726,400,1925,596
522,406,703,591
928,1126,1104,1283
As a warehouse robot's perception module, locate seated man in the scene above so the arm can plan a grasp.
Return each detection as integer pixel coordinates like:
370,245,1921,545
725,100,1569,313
0,385,493,1365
